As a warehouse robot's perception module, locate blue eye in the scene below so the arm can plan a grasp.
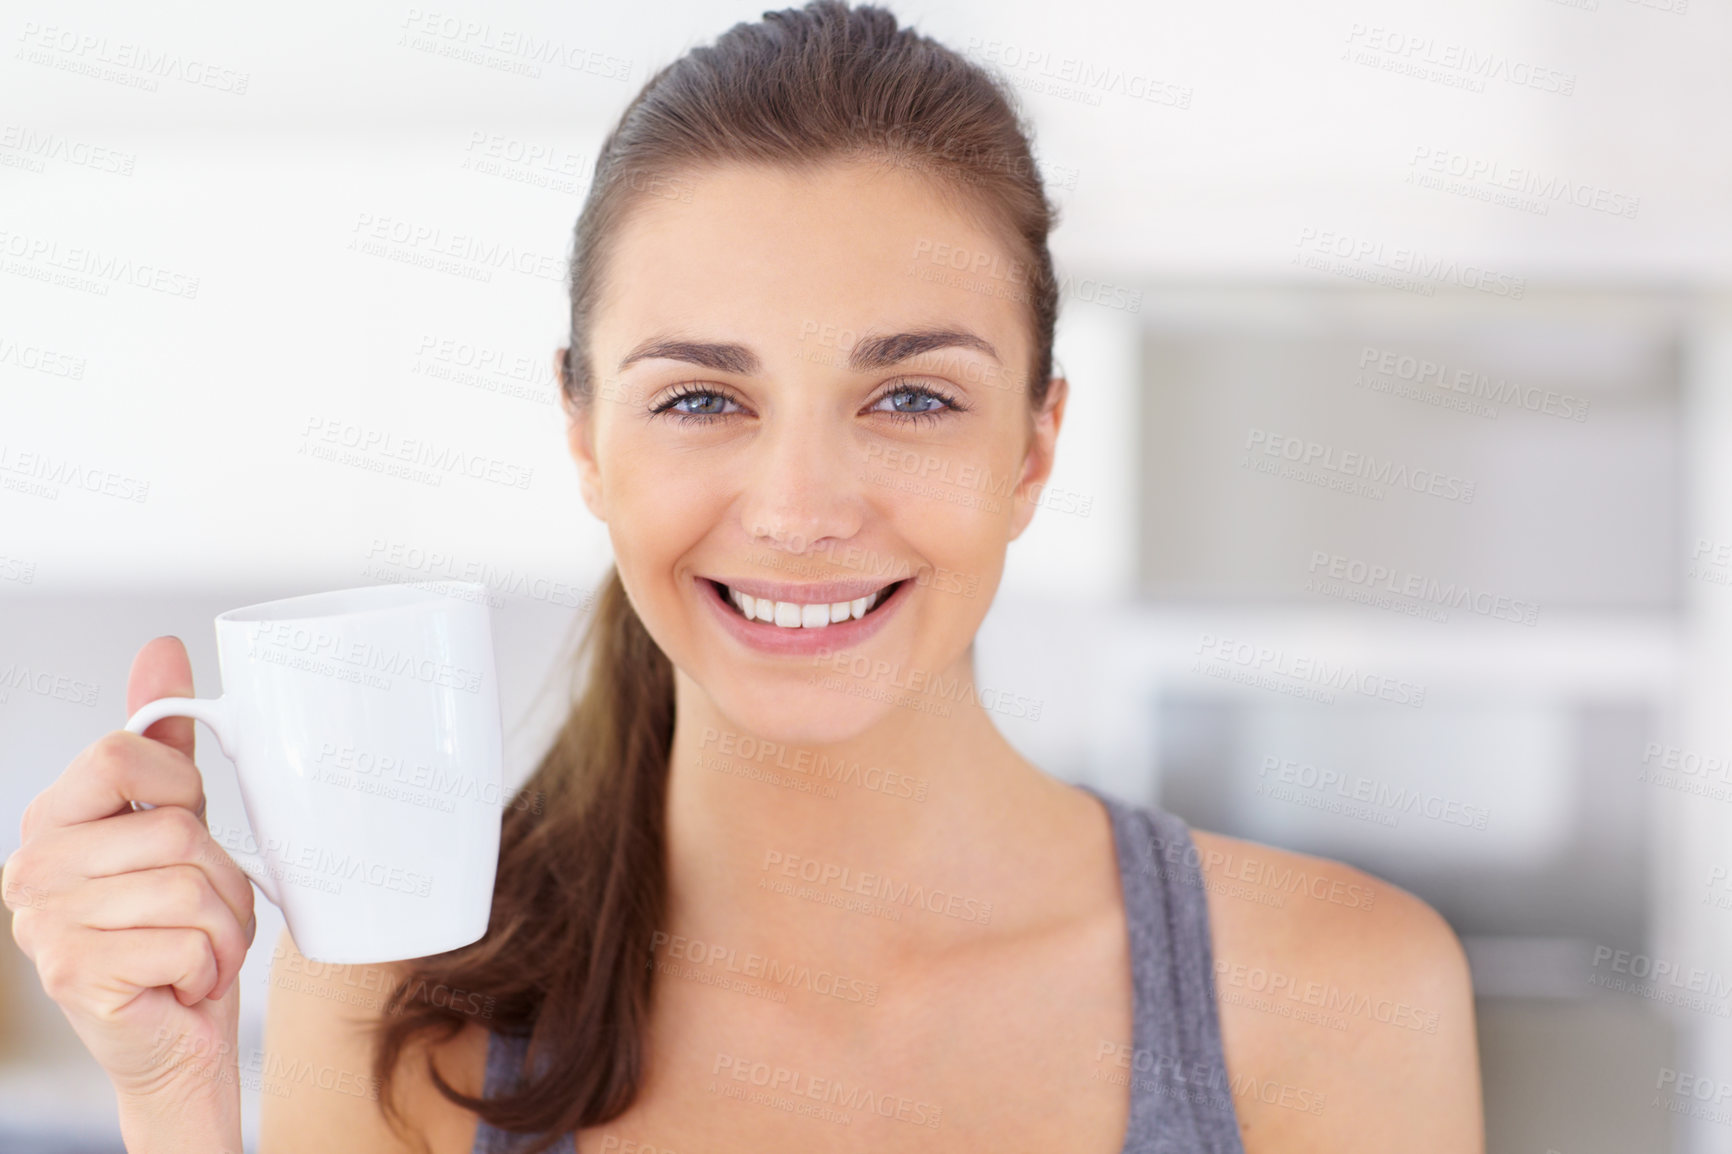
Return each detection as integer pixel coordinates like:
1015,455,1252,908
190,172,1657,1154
873,383,962,426
650,385,740,424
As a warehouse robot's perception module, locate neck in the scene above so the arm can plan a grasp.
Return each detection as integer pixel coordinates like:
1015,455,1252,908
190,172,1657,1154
660,652,1071,965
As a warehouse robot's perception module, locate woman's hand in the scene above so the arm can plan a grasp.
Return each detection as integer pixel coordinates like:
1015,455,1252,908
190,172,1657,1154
2,636,257,1152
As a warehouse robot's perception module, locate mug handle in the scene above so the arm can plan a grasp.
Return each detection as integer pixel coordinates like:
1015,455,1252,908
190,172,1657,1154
123,695,285,908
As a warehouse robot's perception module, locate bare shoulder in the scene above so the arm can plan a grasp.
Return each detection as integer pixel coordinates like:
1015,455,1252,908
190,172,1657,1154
1187,828,1484,1154
258,927,490,1154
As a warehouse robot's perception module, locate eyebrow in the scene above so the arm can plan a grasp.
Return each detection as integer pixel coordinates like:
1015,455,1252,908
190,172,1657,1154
616,328,1000,375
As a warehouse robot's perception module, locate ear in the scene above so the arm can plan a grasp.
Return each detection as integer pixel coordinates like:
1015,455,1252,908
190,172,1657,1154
1008,374,1068,542
557,347,608,523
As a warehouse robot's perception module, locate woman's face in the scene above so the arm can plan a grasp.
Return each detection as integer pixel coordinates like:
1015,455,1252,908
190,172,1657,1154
567,158,1065,745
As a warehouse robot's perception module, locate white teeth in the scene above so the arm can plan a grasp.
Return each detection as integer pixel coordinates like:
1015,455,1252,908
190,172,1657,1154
724,584,891,628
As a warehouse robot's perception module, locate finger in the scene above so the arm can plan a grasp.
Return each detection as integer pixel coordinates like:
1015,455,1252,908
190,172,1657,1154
20,807,255,938
126,636,199,762
64,865,252,1000
40,924,225,1012
22,731,205,840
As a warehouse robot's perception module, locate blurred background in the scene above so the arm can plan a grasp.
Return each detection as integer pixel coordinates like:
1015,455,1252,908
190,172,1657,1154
2,0,1729,1150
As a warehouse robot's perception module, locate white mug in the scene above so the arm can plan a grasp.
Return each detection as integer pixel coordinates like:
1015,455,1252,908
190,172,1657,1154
122,582,504,965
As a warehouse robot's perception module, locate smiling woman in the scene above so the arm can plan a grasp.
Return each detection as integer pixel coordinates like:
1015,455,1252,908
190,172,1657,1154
249,2,1484,1152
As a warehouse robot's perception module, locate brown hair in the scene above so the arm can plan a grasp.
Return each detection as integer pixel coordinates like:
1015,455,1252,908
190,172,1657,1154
369,3,1060,1149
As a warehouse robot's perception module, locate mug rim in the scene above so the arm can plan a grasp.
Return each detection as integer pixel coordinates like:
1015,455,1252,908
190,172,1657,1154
216,581,487,624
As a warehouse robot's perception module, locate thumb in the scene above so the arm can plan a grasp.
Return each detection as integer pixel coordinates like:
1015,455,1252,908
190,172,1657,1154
126,635,198,763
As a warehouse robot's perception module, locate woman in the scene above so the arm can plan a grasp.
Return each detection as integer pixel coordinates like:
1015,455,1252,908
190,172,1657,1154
3,3,1483,1151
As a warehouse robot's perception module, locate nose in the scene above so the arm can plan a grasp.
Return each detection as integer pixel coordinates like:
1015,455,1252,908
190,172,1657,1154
737,412,866,555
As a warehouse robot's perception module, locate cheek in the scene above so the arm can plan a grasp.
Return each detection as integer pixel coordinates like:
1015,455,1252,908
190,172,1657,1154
601,464,731,601
872,444,1023,544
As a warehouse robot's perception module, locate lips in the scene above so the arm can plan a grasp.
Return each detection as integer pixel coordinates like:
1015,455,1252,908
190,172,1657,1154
707,578,904,629
696,572,910,655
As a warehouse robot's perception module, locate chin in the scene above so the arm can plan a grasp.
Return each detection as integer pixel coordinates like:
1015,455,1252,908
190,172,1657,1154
709,679,900,747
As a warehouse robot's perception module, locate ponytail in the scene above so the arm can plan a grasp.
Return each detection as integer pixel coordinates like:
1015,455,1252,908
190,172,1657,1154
371,568,673,1152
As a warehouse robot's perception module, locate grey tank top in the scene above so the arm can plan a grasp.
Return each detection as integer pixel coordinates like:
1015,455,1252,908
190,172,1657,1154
470,783,1246,1154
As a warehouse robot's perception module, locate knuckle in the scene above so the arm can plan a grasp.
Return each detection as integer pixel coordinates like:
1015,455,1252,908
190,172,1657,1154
88,731,137,782
167,865,210,913
1,848,35,901
10,907,38,957
18,795,41,843
182,932,218,991
35,944,80,1003
162,806,207,865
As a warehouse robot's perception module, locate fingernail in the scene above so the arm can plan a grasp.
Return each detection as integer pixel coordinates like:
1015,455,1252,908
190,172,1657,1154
245,913,257,946
195,796,207,821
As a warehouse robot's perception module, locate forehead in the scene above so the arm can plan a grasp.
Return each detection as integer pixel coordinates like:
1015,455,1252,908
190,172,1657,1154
592,159,1032,365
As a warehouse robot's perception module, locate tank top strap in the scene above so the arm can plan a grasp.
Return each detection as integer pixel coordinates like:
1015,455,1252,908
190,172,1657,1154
469,1031,576,1154
1077,782,1247,1154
